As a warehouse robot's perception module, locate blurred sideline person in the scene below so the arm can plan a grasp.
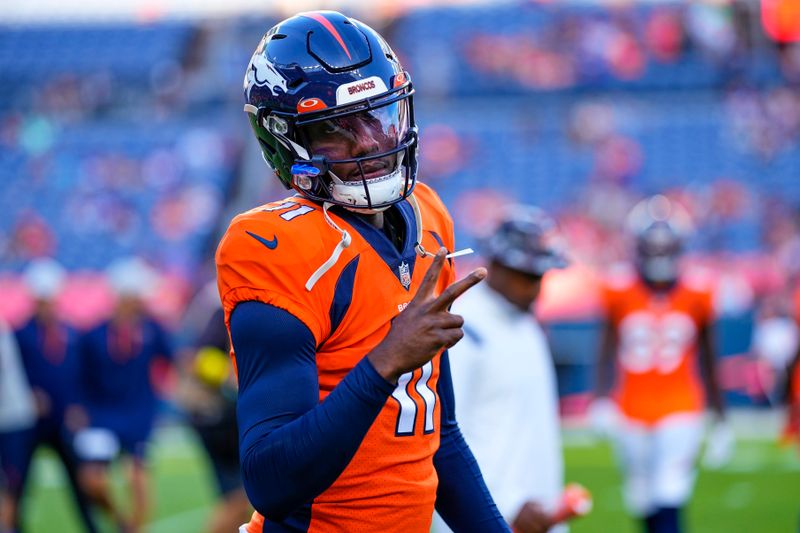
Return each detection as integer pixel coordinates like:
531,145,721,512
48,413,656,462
749,293,799,410
433,207,573,533
592,195,729,533
785,349,800,447
75,258,174,533
782,294,800,446
177,282,250,533
217,11,509,533
9,259,99,533
0,318,36,533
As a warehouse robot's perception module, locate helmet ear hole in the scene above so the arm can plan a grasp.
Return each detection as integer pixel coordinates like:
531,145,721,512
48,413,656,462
258,139,277,157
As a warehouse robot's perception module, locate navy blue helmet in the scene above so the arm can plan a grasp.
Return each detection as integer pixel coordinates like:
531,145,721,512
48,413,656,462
243,11,418,210
480,206,569,277
627,195,692,285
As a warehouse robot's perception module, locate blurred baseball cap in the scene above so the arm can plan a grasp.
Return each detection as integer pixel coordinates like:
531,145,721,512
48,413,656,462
106,257,158,299
480,205,569,276
23,258,67,299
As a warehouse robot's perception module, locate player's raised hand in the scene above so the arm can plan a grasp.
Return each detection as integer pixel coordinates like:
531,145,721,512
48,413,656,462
368,248,486,383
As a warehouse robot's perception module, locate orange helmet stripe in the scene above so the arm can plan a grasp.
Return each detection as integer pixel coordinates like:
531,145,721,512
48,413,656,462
302,12,352,60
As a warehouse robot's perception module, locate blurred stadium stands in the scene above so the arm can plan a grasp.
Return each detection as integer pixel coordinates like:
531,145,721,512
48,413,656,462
390,2,800,409
1,3,799,532
0,1,799,405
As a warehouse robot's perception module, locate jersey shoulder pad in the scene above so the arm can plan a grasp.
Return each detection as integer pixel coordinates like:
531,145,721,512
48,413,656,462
604,262,638,293
215,197,339,344
601,263,639,319
218,198,336,271
677,276,715,322
412,181,455,251
679,266,715,295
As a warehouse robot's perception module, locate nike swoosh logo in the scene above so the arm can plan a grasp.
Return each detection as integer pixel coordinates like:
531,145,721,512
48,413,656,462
246,231,278,250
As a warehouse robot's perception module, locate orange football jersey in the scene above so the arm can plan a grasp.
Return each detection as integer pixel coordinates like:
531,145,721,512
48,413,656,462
216,182,456,533
604,275,714,425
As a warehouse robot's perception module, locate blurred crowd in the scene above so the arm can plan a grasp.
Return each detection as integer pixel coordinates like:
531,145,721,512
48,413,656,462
0,1,799,530
461,3,755,89
0,28,242,277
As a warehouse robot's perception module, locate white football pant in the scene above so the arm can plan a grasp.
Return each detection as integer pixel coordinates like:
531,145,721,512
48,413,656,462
612,412,703,516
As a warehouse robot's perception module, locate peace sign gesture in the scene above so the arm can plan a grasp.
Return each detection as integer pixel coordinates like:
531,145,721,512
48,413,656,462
367,248,486,383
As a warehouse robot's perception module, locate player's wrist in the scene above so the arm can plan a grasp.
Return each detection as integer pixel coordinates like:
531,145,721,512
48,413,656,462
366,348,401,384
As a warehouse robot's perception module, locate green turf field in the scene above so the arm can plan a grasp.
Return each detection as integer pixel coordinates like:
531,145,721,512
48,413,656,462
19,425,800,532
564,437,800,533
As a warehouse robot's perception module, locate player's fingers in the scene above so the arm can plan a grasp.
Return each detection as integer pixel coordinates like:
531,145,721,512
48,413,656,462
424,313,463,333
440,328,464,349
433,312,464,330
430,268,487,312
412,248,447,303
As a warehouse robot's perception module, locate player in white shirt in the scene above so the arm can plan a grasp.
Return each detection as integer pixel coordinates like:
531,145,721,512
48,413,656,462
434,206,574,533
0,317,37,533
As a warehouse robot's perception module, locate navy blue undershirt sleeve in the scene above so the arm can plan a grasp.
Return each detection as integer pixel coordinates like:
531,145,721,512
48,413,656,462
434,350,510,532
230,301,395,522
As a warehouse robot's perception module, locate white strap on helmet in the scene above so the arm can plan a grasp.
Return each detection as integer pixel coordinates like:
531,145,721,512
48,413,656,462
305,193,473,292
305,202,352,291
406,193,430,258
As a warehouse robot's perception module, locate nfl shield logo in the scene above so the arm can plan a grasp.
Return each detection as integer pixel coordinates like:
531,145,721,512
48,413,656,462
398,262,411,289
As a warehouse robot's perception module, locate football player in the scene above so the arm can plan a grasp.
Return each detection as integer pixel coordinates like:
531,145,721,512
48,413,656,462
75,258,173,533
783,342,800,447
8,259,99,533
592,195,729,533
0,317,36,533
216,11,508,533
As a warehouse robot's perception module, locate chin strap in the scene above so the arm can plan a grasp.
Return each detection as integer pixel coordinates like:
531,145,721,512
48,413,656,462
407,193,431,258
407,193,474,260
305,202,352,291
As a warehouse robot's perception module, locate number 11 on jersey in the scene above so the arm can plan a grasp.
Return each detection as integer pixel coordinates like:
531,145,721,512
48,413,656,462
391,361,436,436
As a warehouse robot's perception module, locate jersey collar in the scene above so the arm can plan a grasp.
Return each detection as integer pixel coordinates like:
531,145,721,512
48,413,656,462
332,200,419,290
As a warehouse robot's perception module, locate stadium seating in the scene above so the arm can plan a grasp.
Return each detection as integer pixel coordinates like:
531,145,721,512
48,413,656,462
0,6,797,407
0,23,194,82
0,22,240,275
394,2,783,94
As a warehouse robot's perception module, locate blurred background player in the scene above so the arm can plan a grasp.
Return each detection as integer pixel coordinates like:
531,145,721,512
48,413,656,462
782,334,800,448
434,206,576,533
75,257,174,533
0,317,36,533
750,293,799,409
177,281,250,533
7,260,99,533
592,195,730,533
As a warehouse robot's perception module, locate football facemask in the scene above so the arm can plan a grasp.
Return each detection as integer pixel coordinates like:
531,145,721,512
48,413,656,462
294,99,413,211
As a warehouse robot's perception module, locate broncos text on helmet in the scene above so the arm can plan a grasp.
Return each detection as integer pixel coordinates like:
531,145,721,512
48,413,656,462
243,11,418,212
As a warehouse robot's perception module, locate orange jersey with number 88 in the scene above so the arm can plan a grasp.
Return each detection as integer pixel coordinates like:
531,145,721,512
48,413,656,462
604,276,714,425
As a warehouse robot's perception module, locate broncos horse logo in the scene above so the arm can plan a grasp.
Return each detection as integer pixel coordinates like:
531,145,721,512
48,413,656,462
244,52,290,99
